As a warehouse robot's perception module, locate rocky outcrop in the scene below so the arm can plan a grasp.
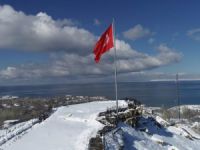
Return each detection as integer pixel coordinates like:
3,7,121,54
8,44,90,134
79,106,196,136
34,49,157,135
88,99,143,150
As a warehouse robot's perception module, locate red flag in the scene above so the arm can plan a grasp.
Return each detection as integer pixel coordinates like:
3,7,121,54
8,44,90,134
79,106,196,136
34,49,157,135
93,24,114,63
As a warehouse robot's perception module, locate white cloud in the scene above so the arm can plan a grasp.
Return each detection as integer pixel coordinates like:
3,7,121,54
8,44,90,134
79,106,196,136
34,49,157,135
0,5,183,84
123,24,154,40
0,5,95,54
156,44,182,65
187,28,200,41
0,67,18,79
0,41,182,83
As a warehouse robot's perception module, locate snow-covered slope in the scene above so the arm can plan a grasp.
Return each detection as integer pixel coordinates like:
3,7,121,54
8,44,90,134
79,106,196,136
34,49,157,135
1,101,200,150
1,101,126,150
105,116,200,150
0,119,38,146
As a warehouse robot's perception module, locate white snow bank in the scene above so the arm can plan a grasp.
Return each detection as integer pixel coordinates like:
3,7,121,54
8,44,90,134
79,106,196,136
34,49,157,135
1,100,127,150
0,119,38,146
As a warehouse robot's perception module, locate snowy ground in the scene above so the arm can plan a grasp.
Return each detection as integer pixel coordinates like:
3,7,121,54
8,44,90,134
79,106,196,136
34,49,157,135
0,101,126,150
105,117,200,150
0,119,39,146
1,101,200,150
105,104,200,150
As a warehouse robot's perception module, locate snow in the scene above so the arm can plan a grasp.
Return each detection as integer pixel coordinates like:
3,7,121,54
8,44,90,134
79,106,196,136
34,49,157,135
0,119,38,146
192,122,200,128
1,100,127,150
156,116,170,126
1,101,200,150
13,103,19,107
0,96,18,100
105,117,200,150
170,105,200,112
176,124,200,139
3,120,19,128
105,122,164,150
2,104,11,108
3,120,19,124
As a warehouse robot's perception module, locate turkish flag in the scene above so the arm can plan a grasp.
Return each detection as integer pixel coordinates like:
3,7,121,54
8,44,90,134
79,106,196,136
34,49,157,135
93,24,114,63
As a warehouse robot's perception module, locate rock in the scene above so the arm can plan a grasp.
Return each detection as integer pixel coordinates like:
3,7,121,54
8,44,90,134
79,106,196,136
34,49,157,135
88,136,103,150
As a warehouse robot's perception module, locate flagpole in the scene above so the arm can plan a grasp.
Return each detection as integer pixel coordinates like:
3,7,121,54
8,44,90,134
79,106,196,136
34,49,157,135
112,18,119,121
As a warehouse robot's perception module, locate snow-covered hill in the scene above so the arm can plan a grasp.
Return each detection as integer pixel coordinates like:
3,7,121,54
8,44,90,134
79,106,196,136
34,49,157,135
1,101,200,150
0,101,126,150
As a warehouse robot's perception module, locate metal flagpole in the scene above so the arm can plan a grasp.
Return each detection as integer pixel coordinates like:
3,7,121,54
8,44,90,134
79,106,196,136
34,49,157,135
112,18,119,120
176,73,180,120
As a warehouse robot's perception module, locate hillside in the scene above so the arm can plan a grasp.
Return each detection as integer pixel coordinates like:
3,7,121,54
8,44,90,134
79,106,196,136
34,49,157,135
0,101,126,150
0,100,200,150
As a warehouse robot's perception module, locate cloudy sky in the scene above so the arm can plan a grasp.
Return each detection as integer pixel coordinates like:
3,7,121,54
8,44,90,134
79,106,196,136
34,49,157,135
0,0,200,85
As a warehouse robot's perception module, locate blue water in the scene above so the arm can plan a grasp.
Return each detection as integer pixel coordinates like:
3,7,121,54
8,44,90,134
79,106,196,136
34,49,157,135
0,81,200,107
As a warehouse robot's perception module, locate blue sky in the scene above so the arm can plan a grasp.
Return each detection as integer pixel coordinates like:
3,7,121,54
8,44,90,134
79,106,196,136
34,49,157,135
0,0,200,85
